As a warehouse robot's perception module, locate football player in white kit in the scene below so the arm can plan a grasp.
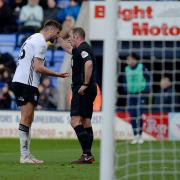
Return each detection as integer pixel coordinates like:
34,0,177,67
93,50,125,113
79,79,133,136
11,20,69,164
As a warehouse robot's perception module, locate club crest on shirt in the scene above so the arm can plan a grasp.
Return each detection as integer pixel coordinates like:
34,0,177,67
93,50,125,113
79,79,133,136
81,51,88,58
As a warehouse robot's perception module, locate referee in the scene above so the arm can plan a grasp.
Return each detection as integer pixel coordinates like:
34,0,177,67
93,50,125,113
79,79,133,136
58,27,97,164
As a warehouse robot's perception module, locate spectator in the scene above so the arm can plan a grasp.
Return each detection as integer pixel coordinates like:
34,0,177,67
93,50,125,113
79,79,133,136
0,52,16,75
9,0,27,18
57,0,80,23
1,68,12,84
0,64,13,85
0,0,17,33
43,0,59,23
19,0,43,33
37,77,59,110
152,76,180,112
0,83,11,109
124,53,151,144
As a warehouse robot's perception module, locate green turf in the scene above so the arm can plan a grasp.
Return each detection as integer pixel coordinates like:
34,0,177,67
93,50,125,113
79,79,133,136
0,139,180,180
116,141,180,180
0,139,100,180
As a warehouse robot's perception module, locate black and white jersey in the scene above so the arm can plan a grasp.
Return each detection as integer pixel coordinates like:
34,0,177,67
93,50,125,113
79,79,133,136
12,33,47,88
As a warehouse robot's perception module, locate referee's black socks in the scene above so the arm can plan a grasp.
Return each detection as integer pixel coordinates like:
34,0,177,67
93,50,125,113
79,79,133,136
74,125,91,156
85,127,93,151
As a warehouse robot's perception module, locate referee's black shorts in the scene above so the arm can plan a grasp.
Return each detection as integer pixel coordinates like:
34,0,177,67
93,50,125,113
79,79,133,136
11,82,39,106
70,83,97,119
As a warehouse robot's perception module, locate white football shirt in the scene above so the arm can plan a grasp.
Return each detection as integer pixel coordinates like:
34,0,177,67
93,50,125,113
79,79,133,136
13,33,47,88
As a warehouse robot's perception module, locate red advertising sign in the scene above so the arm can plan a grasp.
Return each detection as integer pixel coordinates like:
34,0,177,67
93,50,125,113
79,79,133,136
142,113,168,140
117,112,168,140
116,112,131,123
95,5,105,18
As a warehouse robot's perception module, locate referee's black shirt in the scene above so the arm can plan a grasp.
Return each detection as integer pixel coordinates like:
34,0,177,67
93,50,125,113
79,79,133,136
71,42,96,86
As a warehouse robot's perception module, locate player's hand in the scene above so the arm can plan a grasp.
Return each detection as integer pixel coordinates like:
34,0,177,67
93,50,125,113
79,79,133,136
59,73,69,78
78,85,88,95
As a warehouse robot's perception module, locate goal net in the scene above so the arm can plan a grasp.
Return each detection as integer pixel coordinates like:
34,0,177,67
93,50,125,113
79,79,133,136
115,41,180,180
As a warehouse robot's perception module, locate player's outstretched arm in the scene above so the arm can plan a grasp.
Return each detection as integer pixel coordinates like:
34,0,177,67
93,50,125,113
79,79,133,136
57,36,73,55
33,57,69,78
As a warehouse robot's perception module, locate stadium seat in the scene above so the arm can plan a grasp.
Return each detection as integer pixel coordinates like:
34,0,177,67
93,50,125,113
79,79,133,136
53,50,65,62
46,50,65,87
175,50,180,58
45,50,53,62
16,34,25,47
0,34,16,46
12,48,20,61
121,41,130,49
0,46,14,54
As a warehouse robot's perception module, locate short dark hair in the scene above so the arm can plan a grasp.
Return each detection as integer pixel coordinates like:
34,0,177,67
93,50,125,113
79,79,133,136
128,52,140,60
162,74,172,82
43,20,62,31
72,27,85,39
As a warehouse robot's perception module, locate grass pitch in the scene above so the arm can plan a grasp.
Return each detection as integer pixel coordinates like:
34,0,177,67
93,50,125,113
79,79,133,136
0,139,100,180
0,139,180,180
116,141,180,180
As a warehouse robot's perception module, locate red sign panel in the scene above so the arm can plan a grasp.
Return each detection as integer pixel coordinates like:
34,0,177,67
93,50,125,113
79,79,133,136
142,113,168,140
95,5,105,18
117,112,168,140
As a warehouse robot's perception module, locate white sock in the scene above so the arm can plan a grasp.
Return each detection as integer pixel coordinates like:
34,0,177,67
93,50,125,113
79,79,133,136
19,124,30,157
28,127,31,155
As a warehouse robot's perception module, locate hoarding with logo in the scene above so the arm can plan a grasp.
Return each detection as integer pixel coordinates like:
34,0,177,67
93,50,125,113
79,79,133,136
0,111,154,140
168,113,180,140
89,1,180,40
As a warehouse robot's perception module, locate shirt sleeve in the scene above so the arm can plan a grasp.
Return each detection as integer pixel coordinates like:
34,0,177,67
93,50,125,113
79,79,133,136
34,42,47,60
80,49,92,62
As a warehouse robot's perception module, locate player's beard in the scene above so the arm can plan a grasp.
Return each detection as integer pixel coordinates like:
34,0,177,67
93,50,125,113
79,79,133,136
49,35,58,43
49,37,56,43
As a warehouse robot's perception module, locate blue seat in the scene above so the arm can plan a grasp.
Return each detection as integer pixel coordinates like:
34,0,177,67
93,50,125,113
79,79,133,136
175,50,180,58
17,34,25,47
12,48,20,61
0,34,16,46
121,41,130,49
45,50,53,62
0,46,14,54
48,60,64,87
53,50,65,62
